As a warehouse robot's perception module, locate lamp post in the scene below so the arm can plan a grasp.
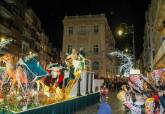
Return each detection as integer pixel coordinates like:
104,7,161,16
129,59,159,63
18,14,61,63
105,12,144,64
117,23,135,67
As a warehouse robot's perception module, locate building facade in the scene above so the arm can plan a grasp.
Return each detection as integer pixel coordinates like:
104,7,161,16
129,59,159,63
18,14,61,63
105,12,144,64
0,0,54,66
143,0,165,69
61,14,116,78
0,0,27,59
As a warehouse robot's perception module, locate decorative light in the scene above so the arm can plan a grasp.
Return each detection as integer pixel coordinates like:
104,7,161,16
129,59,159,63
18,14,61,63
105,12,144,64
0,39,13,50
29,51,32,55
118,29,123,36
124,48,128,53
108,51,133,76
1,37,5,42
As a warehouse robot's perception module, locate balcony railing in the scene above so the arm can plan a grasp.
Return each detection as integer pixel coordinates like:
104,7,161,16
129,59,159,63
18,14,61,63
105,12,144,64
0,15,23,33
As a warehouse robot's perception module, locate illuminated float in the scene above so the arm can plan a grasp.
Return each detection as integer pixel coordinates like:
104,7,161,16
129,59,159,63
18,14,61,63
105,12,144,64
0,48,97,113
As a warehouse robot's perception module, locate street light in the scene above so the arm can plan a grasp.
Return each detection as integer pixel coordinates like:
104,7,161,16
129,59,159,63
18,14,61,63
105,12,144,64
1,37,5,42
118,29,123,36
29,51,32,55
117,23,135,67
124,48,128,53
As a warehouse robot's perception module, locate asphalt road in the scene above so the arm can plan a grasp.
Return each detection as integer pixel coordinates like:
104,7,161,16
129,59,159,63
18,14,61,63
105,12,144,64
74,91,125,114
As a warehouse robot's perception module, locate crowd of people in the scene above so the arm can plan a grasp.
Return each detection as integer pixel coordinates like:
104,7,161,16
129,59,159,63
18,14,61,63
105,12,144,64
97,64,165,114
117,84,165,114
116,67,165,114
106,77,128,91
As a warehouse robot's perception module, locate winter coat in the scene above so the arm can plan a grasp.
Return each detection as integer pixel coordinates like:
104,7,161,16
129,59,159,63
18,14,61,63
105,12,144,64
97,102,112,114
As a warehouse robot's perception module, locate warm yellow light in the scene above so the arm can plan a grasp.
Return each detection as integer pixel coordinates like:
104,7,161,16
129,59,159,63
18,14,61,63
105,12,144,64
124,48,128,53
1,37,5,42
118,29,123,36
29,51,32,55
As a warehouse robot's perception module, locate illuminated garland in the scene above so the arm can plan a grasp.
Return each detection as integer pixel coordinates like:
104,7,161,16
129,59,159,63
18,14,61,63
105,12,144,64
108,51,133,76
0,39,13,50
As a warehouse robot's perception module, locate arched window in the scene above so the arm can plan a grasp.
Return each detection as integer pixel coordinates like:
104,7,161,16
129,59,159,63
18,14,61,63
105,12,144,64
92,61,99,70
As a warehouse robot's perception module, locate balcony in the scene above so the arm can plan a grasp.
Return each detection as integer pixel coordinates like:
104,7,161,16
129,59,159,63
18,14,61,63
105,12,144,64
4,0,16,4
0,5,12,19
0,15,23,33
0,23,12,35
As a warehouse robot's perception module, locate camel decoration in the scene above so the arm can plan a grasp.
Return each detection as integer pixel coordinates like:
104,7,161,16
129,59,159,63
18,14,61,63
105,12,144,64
0,53,48,90
0,54,27,90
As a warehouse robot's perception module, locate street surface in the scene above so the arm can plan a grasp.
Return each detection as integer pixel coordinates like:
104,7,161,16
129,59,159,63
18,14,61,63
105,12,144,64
74,91,125,114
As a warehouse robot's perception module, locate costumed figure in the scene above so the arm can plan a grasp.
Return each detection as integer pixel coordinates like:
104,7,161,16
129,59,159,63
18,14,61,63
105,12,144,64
124,93,145,114
64,49,83,99
129,75,144,91
45,63,64,88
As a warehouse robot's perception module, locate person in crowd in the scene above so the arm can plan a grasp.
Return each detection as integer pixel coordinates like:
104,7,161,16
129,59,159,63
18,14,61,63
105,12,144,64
97,85,112,114
97,97,112,114
111,81,115,91
124,93,145,114
151,91,160,113
108,81,112,90
117,85,130,112
143,91,155,114
158,89,165,114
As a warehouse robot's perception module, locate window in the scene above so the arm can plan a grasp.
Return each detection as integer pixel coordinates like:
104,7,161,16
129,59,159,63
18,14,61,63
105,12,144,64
94,25,99,34
79,26,86,35
92,61,99,70
67,45,72,54
68,27,73,35
93,45,99,54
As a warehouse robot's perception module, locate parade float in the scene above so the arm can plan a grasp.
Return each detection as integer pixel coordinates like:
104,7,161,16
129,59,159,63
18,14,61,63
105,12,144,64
0,45,99,114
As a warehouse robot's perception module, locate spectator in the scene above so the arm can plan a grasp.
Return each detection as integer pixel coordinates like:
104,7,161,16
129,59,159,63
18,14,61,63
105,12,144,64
158,90,165,114
143,91,155,114
97,100,112,114
98,87,112,114
124,93,145,114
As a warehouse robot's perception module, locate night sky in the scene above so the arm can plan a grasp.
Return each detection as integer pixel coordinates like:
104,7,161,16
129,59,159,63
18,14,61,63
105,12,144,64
27,0,151,59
